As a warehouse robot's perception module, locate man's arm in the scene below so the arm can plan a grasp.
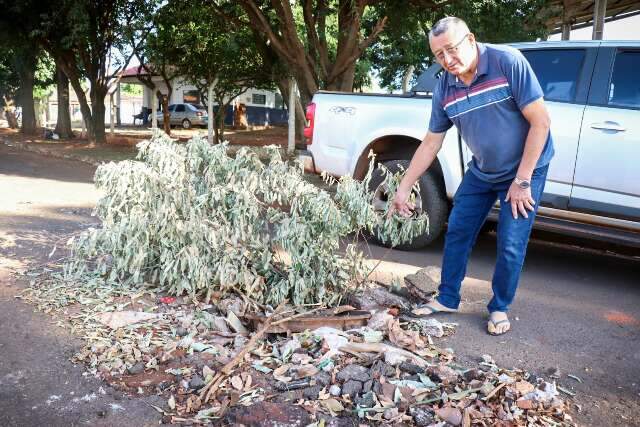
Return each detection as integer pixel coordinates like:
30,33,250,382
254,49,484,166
505,98,551,219
389,130,446,217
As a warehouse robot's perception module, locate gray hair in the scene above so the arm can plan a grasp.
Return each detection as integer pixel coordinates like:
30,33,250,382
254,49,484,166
429,17,470,41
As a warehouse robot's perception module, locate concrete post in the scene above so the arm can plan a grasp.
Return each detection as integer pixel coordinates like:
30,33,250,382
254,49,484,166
152,91,157,131
592,0,607,40
287,78,296,154
110,93,115,134
116,82,121,126
208,83,214,144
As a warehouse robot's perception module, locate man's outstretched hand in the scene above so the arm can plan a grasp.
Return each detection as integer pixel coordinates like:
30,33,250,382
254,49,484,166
388,187,414,218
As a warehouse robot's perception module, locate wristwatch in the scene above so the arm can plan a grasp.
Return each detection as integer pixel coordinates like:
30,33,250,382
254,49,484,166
514,177,531,190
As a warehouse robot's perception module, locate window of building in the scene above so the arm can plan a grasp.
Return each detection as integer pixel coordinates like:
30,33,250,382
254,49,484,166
252,93,267,105
183,90,200,105
608,50,640,109
521,49,585,103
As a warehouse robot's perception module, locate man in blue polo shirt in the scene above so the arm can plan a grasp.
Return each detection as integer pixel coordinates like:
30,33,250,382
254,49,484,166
390,16,553,335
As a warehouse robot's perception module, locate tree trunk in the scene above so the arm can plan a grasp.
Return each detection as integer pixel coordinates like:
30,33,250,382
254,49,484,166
89,86,107,144
54,64,74,138
326,62,356,92
17,57,37,134
214,97,226,144
160,92,171,135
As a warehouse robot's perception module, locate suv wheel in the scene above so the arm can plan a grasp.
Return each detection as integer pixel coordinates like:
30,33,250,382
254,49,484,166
368,160,448,250
182,119,191,129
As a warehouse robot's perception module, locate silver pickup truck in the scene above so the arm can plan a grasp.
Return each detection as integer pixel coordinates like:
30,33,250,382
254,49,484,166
301,41,640,250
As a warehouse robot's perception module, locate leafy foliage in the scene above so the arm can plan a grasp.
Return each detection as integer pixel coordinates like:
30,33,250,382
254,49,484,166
368,0,552,91
67,134,427,306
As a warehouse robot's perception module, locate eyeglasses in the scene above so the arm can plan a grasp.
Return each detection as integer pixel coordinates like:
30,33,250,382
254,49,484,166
434,33,470,62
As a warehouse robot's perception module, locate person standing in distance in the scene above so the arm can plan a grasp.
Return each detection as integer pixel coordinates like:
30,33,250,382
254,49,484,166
389,16,554,335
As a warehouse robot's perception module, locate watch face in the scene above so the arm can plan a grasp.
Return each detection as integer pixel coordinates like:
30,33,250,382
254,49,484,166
519,181,530,189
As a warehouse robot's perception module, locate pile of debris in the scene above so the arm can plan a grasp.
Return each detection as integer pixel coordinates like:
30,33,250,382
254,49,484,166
19,271,576,426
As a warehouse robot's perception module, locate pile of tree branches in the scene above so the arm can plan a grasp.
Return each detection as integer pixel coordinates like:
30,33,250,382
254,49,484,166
66,134,427,306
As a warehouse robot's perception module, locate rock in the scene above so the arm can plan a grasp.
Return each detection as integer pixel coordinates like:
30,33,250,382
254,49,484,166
302,385,323,400
384,407,399,420
280,338,301,357
212,316,231,333
329,385,342,396
218,297,244,316
352,286,410,311
463,368,484,382
233,335,248,350
367,309,394,330
372,380,383,395
362,380,373,394
435,406,462,426
410,407,435,427
175,326,189,337
417,318,444,337
355,391,375,408
127,362,145,375
341,380,363,398
404,266,440,302
224,402,311,426
370,360,396,379
384,351,408,366
336,364,370,383
313,372,332,387
226,311,249,335
427,365,460,385
189,375,206,390
399,362,424,375
480,382,495,396
516,398,536,410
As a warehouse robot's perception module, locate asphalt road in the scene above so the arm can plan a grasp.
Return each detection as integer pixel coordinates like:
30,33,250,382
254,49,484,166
0,142,638,426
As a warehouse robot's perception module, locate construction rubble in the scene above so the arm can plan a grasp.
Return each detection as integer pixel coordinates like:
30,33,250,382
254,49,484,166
18,267,578,427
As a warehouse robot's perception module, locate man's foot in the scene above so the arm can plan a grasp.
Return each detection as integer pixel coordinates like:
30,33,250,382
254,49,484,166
412,299,458,316
487,311,511,336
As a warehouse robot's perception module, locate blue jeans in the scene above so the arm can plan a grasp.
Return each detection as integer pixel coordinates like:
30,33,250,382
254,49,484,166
437,165,548,313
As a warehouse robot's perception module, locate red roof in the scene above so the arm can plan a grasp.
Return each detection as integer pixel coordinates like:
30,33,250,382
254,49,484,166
120,65,154,78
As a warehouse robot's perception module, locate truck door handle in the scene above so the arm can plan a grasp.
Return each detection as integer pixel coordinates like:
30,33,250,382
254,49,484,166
590,121,626,132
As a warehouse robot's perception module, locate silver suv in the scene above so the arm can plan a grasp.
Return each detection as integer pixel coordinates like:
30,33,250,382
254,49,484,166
156,103,208,129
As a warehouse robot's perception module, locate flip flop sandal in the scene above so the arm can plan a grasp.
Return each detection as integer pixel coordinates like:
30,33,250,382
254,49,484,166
487,319,511,336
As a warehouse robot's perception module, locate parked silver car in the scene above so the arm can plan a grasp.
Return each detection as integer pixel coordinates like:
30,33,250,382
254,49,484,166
156,103,208,129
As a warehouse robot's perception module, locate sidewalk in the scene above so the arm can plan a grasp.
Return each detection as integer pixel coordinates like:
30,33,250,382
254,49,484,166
0,125,290,167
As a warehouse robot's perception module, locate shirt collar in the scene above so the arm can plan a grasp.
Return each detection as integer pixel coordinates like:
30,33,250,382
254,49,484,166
447,42,489,87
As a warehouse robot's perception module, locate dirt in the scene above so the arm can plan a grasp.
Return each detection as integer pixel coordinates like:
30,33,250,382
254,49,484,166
0,143,163,426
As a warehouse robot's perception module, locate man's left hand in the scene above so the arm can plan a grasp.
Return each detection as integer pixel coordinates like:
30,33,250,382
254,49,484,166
504,182,535,219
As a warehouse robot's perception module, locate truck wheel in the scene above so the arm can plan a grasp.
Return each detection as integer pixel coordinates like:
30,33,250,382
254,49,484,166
368,160,448,250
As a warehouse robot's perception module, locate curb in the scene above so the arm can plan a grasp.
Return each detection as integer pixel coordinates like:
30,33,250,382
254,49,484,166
1,138,103,167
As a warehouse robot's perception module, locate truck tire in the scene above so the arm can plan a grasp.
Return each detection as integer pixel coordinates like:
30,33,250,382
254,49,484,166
368,160,448,250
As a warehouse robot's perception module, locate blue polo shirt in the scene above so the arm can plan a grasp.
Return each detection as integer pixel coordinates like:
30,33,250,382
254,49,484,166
428,43,554,182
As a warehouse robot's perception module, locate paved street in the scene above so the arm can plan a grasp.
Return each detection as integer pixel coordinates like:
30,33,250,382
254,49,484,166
0,142,639,426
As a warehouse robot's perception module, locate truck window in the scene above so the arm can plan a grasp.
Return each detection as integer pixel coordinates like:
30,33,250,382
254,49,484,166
608,50,640,109
521,49,585,103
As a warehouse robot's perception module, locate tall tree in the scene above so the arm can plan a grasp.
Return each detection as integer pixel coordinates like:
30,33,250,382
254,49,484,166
162,1,275,143
368,0,551,91
0,0,155,143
